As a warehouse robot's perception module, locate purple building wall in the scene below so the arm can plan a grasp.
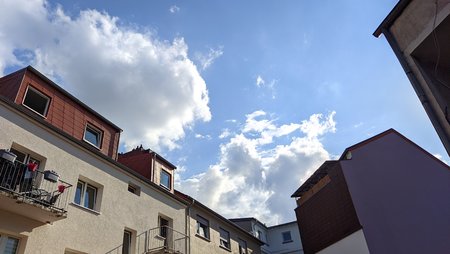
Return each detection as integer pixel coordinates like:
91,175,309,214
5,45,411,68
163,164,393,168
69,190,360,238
340,130,450,253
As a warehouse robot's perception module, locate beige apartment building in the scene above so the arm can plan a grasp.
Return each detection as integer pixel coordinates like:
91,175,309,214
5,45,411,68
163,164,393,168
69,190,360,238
0,66,262,254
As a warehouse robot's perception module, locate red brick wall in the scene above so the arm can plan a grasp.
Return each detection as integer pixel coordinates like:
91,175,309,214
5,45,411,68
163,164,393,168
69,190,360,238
14,70,120,159
295,162,361,254
0,69,26,101
118,151,152,180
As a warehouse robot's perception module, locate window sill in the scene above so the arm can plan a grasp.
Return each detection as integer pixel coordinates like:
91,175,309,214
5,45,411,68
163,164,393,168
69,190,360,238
22,104,48,119
159,184,171,191
195,234,210,242
70,202,101,215
282,240,293,244
219,245,231,252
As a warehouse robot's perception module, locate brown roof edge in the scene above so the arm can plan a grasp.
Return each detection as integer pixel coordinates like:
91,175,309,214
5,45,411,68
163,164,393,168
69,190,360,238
373,0,411,37
24,66,122,132
291,160,338,198
174,190,265,246
0,96,188,206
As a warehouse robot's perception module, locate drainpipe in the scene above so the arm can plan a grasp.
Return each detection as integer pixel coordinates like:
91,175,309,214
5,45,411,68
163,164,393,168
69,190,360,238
151,152,156,183
185,199,194,254
382,28,450,156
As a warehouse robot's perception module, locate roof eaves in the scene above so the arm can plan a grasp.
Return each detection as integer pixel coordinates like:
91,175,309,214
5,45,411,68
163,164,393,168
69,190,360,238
373,0,412,37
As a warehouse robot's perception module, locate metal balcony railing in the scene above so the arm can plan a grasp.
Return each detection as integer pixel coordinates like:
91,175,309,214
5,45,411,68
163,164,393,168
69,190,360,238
0,157,72,213
106,226,189,254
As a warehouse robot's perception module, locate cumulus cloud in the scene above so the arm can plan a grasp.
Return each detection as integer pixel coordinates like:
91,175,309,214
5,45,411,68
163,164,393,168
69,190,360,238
178,111,337,225
0,0,211,150
256,75,265,87
169,5,180,13
195,46,224,71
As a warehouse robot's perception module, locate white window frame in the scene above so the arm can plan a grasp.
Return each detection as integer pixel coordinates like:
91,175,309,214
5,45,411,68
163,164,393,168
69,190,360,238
83,123,103,149
196,215,210,239
0,234,20,254
74,180,97,210
22,85,51,117
219,228,230,249
159,169,171,190
282,231,292,243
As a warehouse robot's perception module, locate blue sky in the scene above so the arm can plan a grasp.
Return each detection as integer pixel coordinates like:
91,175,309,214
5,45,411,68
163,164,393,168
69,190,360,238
1,0,448,225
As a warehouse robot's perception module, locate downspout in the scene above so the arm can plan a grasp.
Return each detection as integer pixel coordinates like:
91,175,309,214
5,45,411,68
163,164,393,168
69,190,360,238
185,199,194,254
382,28,450,155
151,152,156,183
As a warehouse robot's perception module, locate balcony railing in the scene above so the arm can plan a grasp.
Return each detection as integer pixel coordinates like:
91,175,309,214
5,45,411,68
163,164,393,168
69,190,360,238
106,226,189,254
0,157,72,214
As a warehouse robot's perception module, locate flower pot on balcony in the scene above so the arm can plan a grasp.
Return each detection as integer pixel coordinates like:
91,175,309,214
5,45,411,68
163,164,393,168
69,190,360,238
44,170,59,183
0,149,17,163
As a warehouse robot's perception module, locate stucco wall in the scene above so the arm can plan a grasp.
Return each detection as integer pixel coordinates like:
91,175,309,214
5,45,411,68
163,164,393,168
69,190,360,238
316,229,369,254
267,222,303,254
188,205,261,254
340,131,450,253
0,101,187,254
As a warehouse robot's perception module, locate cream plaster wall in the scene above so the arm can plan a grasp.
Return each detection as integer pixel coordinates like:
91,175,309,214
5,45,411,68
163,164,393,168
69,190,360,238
0,101,187,254
188,205,261,254
316,230,369,254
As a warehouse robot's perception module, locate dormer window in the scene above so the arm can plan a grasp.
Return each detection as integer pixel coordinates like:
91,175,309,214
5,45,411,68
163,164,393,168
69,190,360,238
83,124,103,148
22,86,50,117
160,169,171,190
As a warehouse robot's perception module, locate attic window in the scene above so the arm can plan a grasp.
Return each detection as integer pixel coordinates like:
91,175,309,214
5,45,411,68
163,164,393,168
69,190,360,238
84,124,103,148
22,86,51,117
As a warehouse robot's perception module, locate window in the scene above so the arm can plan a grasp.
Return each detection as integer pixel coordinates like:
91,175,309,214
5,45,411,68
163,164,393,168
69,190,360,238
83,124,103,148
160,169,171,190
219,228,230,249
159,217,170,238
74,180,97,210
238,238,247,254
282,231,292,243
257,230,264,241
196,215,210,239
127,183,140,196
0,235,19,254
22,86,51,117
122,230,132,254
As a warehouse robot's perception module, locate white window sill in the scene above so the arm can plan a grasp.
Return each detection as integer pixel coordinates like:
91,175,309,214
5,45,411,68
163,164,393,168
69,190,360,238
219,245,231,252
70,202,101,215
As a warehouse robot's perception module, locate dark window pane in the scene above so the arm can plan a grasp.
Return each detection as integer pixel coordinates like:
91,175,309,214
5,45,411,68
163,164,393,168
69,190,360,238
5,237,19,254
84,185,96,209
23,88,49,116
74,181,83,205
84,126,101,147
160,170,171,189
122,231,131,254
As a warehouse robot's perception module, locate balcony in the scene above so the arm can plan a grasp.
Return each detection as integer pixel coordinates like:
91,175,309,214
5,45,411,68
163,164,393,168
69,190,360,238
106,226,189,254
0,157,72,223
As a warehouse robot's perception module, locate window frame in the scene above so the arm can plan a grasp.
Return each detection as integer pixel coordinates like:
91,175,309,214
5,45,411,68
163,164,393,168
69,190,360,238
282,231,293,243
74,180,97,210
122,230,132,254
159,169,171,190
238,238,248,254
0,234,20,254
196,215,210,240
22,85,51,117
159,216,170,238
83,123,103,149
219,227,231,250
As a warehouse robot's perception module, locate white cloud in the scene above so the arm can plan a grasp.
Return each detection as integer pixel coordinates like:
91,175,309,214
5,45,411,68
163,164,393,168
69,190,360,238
195,46,224,71
195,133,211,140
0,0,211,150
219,128,231,139
169,5,180,13
256,75,265,87
178,111,337,225
433,154,449,165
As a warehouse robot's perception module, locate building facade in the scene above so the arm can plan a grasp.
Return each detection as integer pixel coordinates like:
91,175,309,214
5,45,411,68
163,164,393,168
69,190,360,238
375,0,450,156
291,129,450,254
0,66,265,254
230,218,303,254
